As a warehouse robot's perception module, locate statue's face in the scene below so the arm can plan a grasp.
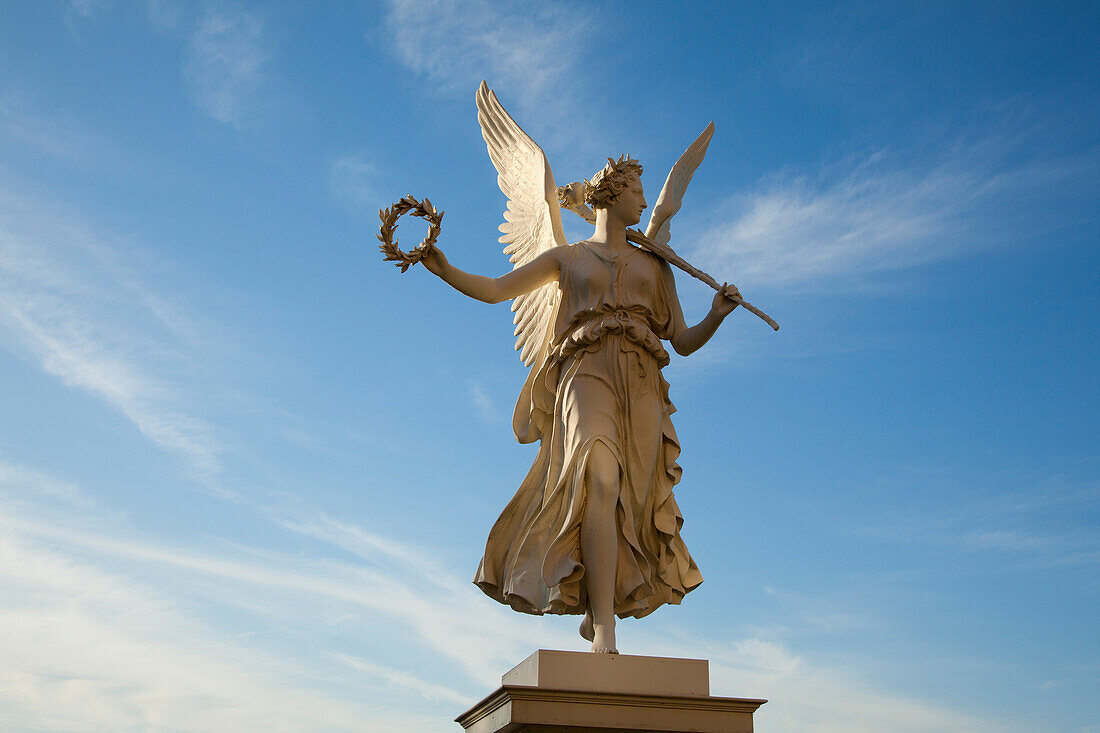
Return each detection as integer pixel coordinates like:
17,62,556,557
609,174,646,226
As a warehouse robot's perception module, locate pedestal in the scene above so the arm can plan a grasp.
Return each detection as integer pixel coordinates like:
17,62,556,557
455,650,766,733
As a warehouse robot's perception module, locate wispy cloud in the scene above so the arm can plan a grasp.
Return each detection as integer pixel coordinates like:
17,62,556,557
146,0,182,31
620,628,1020,733
1039,664,1100,693
334,654,469,706
863,478,1100,568
0,90,93,160
0,454,93,509
381,0,594,117
375,1,624,210
692,139,1094,290
704,642,1015,733
0,178,524,699
468,380,502,423
69,0,113,19
184,4,268,127
0,519,440,732
0,182,225,478
0,494,557,727
329,151,380,210
274,514,562,684
0,487,1029,733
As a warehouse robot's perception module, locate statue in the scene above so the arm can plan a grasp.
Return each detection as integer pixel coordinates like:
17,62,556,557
379,82,777,654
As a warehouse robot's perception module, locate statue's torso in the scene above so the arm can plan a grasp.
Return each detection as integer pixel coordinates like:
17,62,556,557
549,241,673,369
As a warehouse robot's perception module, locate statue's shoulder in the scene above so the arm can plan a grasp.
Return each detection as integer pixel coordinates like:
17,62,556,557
551,241,588,277
532,242,575,265
628,245,666,272
560,240,586,259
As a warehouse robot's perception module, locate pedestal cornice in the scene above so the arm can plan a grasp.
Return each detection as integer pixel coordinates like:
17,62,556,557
456,651,766,733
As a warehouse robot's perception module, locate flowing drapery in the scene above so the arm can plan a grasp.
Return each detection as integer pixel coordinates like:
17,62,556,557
475,242,703,618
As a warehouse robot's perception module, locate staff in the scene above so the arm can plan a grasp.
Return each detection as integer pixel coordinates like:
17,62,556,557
625,228,779,331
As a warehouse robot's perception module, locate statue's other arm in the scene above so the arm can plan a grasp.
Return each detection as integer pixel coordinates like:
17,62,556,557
660,261,740,357
422,246,562,305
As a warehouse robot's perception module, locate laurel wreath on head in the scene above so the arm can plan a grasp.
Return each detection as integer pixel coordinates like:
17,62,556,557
377,195,444,273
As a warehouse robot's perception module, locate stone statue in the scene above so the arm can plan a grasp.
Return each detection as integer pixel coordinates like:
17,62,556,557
383,82,776,654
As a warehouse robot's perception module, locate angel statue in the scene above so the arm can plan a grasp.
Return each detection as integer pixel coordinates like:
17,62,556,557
403,82,774,655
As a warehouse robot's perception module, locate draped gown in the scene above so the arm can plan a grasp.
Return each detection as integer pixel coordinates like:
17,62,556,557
475,240,704,619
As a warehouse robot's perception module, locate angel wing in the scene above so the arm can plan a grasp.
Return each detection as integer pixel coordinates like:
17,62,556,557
476,81,567,367
644,122,715,246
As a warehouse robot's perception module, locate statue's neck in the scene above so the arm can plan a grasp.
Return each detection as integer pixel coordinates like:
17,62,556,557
590,211,630,252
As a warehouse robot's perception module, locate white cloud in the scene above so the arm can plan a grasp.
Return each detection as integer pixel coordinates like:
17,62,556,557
274,514,566,684
708,647,1015,733
334,654,469,706
375,0,628,215
329,152,380,210
381,0,593,114
69,0,113,18
619,633,1020,733
862,479,1100,568
353,0,604,213
0,480,1031,733
468,380,502,423
0,180,533,701
0,454,93,509
0,182,225,478
691,142,1089,290
0,90,93,160
880,515,1100,569
693,153,985,288
184,4,268,127
146,0,182,31
0,526,436,732
0,495,554,730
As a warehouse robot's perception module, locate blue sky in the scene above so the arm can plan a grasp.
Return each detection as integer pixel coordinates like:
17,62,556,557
0,1,1097,731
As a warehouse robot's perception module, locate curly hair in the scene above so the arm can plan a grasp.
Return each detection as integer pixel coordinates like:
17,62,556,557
583,155,643,210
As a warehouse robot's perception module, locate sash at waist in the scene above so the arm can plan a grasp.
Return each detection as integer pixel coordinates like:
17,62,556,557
551,304,670,368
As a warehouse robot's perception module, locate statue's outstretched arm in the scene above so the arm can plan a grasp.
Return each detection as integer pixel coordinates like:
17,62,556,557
661,260,740,357
422,246,561,305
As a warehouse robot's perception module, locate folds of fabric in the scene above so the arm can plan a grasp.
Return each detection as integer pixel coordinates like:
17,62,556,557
475,242,703,619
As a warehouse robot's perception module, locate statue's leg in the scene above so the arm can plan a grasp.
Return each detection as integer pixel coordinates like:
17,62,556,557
581,440,619,654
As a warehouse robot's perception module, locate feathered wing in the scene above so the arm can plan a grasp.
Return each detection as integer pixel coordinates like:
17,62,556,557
644,122,715,246
476,81,567,367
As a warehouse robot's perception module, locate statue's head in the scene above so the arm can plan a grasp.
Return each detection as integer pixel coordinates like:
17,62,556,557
584,155,644,211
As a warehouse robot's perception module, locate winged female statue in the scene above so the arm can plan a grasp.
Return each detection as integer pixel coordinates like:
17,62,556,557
413,82,764,654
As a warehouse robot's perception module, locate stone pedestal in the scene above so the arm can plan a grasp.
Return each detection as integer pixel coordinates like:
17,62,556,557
455,650,766,733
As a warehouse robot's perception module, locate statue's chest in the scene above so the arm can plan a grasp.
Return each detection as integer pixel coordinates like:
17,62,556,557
569,248,656,306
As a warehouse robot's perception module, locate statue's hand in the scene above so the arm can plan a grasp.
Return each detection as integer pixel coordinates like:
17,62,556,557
711,282,741,317
420,244,448,277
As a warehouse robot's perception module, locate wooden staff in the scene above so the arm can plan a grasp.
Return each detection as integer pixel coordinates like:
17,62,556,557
625,228,779,331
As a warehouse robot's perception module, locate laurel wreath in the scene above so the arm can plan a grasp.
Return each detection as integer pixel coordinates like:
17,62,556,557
377,195,444,273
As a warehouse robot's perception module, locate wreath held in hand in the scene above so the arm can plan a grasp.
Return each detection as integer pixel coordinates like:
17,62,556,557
377,195,443,273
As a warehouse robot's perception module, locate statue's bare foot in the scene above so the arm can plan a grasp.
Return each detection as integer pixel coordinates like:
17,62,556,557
590,623,617,654
579,610,594,642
